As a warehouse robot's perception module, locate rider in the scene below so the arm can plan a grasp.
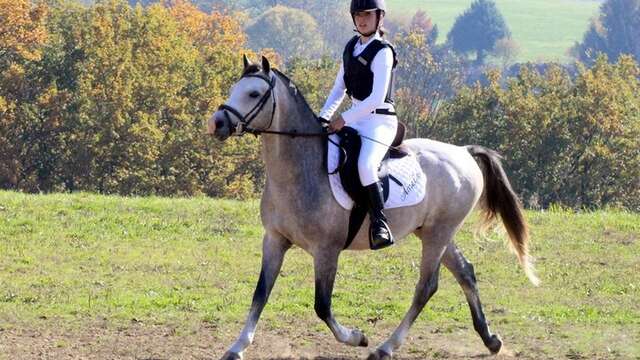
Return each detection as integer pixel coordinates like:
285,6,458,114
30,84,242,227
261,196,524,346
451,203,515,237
319,0,398,250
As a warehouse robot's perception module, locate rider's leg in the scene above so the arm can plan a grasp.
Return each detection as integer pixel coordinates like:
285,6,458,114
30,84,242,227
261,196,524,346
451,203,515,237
364,180,394,249
355,115,397,250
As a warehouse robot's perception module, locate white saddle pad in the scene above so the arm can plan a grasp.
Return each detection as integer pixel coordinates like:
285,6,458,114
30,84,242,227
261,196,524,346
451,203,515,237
328,134,427,210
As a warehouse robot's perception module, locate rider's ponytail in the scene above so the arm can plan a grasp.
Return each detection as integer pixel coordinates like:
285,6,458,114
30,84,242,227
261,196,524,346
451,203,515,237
377,10,386,37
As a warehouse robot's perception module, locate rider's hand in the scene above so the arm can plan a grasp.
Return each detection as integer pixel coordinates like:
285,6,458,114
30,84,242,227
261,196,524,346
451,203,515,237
329,116,345,132
318,117,330,129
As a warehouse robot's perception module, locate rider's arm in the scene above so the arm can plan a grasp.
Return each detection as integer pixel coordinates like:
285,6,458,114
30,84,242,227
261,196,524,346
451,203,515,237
341,47,393,125
319,64,347,121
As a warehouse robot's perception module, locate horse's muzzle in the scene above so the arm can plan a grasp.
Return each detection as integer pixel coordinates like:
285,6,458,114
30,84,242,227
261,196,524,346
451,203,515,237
208,110,230,141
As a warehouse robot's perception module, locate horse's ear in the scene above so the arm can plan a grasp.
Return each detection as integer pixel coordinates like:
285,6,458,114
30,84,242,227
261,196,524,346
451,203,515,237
243,54,251,69
261,56,271,74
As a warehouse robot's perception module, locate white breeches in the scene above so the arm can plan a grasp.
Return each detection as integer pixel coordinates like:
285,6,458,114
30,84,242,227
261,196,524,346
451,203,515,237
348,113,398,186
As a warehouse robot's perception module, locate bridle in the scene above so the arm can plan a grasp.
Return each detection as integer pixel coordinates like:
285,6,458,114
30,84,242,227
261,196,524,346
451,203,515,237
218,73,277,136
218,72,333,138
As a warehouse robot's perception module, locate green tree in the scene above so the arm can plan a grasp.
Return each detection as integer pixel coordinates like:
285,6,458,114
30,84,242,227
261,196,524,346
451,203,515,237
492,37,520,68
286,56,340,112
190,0,353,57
193,0,267,14
572,0,640,65
436,56,640,210
275,0,353,57
393,30,465,138
245,5,324,61
447,0,511,65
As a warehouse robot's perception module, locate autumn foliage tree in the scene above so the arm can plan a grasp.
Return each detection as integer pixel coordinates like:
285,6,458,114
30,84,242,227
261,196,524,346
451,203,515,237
0,0,50,190
0,0,263,198
0,0,48,66
409,10,438,47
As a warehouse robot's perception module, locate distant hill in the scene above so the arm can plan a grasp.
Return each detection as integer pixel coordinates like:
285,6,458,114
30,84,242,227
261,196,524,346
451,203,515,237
387,0,603,62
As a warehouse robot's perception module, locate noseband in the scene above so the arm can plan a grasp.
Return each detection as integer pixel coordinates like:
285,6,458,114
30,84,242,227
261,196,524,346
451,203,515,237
218,73,277,136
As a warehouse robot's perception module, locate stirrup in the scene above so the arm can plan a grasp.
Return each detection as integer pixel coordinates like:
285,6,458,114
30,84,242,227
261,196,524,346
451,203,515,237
369,219,394,250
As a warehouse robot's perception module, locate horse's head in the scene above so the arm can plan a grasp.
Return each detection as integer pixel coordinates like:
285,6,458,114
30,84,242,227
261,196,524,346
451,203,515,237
208,55,277,141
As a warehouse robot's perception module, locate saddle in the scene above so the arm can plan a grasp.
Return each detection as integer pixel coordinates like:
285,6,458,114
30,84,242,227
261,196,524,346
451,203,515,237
334,122,408,249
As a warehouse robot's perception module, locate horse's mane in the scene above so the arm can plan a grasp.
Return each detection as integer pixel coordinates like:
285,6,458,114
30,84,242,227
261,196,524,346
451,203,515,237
241,64,318,118
272,68,317,118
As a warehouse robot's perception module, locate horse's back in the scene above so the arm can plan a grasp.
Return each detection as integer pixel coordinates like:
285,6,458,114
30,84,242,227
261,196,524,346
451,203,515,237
402,138,484,218
403,138,479,173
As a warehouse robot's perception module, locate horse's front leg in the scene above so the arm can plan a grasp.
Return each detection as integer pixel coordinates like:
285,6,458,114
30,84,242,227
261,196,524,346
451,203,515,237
221,232,291,360
314,248,369,347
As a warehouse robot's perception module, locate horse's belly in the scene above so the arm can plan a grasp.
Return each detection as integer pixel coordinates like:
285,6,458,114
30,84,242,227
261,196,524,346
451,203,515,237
344,214,422,251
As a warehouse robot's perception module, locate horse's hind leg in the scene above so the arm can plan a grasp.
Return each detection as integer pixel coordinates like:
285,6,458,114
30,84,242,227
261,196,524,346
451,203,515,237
314,248,369,347
221,232,290,360
368,227,451,360
442,243,503,354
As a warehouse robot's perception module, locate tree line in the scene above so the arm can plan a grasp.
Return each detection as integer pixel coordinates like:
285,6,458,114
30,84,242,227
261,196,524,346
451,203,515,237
1,0,639,210
1,0,262,197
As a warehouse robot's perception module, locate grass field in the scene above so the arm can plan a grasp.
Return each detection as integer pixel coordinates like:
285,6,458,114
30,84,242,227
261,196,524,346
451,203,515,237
387,0,603,63
0,191,639,359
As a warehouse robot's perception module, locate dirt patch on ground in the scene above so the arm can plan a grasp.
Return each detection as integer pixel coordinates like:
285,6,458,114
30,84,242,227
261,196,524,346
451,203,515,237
0,321,531,360
602,229,638,246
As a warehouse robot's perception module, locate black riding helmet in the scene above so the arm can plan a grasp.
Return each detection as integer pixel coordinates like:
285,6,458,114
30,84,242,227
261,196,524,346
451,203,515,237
350,0,386,36
350,0,386,14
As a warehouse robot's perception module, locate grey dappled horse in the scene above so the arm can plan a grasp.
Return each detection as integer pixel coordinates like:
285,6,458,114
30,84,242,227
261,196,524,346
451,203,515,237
208,56,539,360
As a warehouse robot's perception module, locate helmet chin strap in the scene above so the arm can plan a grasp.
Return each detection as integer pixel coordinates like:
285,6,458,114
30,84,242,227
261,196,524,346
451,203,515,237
356,28,378,37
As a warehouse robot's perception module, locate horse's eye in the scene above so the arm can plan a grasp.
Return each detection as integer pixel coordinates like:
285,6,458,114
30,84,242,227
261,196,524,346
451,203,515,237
249,91,260,98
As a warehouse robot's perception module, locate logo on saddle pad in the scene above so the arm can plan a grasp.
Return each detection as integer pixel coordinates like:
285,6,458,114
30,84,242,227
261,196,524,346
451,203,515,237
400,172,421,202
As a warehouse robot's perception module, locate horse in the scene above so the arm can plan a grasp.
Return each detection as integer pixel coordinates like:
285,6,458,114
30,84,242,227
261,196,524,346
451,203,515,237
208,56,539,360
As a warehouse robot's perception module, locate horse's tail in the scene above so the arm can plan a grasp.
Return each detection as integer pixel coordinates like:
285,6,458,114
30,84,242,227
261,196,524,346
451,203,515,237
466,145,540,286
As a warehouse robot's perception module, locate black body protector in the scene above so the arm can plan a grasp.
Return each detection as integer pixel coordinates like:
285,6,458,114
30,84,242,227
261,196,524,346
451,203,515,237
342,35,397,104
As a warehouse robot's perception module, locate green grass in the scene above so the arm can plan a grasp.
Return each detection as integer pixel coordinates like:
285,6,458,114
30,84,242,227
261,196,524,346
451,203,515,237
387,0,603,62
0,191,639,358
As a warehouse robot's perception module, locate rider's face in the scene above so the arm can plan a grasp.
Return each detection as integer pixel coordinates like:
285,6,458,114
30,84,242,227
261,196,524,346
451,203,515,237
354,11,378,35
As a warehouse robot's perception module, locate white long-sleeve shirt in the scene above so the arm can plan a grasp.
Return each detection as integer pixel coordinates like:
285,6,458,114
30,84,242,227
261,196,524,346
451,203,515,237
319,33,394,126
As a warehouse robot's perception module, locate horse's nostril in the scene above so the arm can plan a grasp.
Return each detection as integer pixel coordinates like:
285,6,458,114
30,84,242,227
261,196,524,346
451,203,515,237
215,118,225,128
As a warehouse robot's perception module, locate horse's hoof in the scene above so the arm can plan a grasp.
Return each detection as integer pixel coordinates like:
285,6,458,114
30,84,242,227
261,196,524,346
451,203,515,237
486,334,503,354
353,329,369,347
366,349,392,360
220,351,242,360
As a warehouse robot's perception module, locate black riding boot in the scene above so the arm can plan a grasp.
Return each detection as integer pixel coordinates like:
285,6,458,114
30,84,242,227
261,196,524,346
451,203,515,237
365,182,394,250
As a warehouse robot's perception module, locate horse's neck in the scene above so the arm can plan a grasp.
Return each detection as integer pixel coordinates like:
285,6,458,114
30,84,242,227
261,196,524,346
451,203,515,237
261,96,328,203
